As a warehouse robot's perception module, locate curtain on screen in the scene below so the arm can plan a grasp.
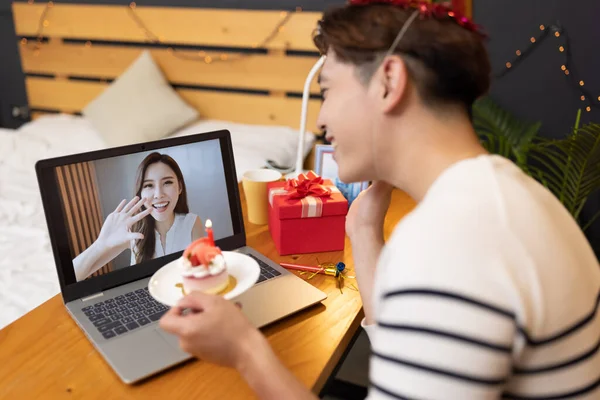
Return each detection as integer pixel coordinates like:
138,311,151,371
56,162,114,278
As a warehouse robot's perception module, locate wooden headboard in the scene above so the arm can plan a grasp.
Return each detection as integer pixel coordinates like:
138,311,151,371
12,2,323,130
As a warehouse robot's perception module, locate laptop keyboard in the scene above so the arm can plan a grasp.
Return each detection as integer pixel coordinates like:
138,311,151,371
80,287,169,340
81,255,280,340
246,253,282,283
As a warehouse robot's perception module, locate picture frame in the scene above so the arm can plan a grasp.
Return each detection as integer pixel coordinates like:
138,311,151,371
314,144,370,206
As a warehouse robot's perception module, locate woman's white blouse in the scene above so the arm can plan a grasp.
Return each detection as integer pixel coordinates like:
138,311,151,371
130,213,198,265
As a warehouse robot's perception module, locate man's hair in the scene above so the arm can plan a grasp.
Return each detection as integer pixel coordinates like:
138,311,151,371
313,3,491,113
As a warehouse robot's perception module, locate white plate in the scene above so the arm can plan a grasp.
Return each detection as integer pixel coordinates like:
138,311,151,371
148,251,260,307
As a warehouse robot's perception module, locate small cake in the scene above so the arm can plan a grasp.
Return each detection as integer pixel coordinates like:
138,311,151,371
180,238,229,295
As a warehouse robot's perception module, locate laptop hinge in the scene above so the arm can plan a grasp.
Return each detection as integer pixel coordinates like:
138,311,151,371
81,292,104,302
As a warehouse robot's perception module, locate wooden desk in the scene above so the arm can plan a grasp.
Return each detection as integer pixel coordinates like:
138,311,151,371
0,187,415,399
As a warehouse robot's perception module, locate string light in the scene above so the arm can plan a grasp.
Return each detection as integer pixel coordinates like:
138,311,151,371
20,1,53,53
499,22,598,112
24,1,300,67
21,1,600,110
125,4,297,64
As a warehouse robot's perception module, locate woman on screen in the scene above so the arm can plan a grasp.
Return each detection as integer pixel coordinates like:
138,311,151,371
72,152,203,281
130,152,203,265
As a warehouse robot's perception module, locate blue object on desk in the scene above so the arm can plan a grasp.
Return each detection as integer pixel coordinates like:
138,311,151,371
334,177,368,207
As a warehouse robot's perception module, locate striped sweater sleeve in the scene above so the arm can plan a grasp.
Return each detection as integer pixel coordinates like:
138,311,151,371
361,317,376,339
366,287,517,399
363,231,521,399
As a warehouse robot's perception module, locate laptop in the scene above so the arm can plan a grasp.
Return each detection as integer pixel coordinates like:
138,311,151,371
35,129,327,384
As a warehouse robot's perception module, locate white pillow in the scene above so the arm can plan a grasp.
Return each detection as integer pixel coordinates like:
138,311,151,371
82,50,199,147
14,114,315,183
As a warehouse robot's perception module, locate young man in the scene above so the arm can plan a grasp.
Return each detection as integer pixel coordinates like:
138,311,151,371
160,1,600,398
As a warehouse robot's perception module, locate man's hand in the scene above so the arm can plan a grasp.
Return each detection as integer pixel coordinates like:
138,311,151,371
345,181,393,325
159,292,259,369
160,293,318,400
346,181,393,240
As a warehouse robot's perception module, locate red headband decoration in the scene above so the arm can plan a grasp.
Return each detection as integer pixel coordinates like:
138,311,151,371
348,0,485,37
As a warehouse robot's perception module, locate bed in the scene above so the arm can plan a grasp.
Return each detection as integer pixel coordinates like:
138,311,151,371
1,2,324,329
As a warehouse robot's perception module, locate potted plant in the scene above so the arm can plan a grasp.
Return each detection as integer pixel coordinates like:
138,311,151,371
472,96,600,233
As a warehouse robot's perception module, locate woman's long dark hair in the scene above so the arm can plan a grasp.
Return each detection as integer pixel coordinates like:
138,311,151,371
132,152,189,264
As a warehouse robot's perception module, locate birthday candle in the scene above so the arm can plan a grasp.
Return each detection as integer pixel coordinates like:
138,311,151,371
205,219,214,246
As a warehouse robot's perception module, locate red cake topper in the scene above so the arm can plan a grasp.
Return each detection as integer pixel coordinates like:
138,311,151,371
348,0,485,37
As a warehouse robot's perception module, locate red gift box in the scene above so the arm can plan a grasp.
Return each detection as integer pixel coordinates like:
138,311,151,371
268,171,348,255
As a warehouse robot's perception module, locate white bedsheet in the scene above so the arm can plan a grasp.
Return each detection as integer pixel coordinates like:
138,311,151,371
0,115,314,329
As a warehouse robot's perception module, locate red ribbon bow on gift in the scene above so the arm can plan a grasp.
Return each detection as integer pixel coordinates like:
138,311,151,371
285,171,332,199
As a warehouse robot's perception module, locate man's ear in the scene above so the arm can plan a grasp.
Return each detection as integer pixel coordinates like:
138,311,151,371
378,55,409,113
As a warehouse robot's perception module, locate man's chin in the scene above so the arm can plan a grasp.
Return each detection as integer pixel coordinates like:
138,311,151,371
338,165,370,184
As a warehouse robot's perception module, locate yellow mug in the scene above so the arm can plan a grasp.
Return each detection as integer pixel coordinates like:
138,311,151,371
242,169,283,225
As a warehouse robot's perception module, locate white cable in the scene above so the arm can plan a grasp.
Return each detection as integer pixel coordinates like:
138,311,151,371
294,55,327,177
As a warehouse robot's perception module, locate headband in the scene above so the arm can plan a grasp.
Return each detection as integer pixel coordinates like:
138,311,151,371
348,0,485,37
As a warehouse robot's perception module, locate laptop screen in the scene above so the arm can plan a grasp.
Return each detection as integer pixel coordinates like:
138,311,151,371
36,131,245,301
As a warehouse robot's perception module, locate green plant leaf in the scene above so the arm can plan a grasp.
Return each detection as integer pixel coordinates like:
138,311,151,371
532,124,600,216
471,98,600,232
583,210,600,232
472,97,541,169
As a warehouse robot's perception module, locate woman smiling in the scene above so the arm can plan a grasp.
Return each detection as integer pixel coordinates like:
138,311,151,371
130,152,203,265
72,152,203,281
